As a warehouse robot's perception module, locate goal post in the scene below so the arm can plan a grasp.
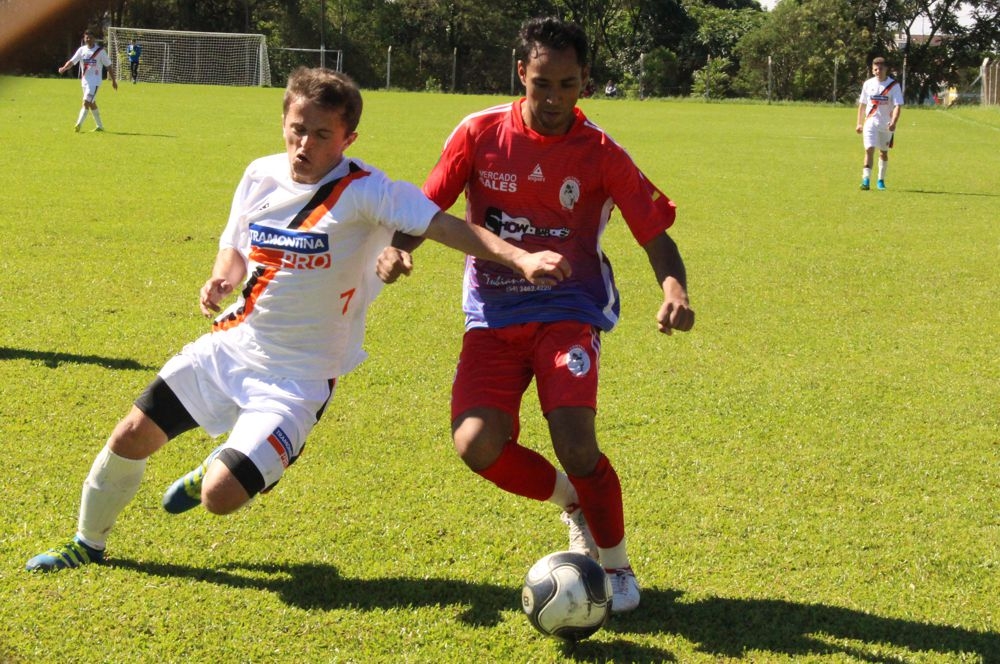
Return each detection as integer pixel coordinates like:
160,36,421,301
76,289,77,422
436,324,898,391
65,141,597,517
107,27,271,87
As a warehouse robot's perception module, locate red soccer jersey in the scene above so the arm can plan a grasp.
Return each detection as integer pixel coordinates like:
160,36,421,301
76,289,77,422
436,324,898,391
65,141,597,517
424,99,675,331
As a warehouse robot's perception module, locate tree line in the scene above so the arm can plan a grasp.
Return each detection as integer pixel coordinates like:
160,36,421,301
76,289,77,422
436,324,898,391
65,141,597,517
3,0,997,103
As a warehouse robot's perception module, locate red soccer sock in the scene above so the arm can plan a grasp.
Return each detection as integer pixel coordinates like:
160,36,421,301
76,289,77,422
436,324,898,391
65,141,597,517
568,454,625,549
476,442,557,502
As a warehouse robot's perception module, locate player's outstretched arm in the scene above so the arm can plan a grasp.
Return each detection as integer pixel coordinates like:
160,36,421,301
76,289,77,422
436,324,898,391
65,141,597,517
421,211,571,286
375,231,425,284
643,232,694,335
199,247,246,317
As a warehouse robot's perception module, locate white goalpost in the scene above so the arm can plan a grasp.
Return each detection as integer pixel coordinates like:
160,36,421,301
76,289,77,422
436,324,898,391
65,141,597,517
107,27,271,87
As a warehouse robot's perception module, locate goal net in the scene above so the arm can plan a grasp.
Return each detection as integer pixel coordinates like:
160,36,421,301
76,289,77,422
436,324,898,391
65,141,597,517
107,27,271,87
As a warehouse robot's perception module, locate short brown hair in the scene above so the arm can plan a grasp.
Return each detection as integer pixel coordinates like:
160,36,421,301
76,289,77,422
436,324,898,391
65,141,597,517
283,67,363,133
872,57,887,67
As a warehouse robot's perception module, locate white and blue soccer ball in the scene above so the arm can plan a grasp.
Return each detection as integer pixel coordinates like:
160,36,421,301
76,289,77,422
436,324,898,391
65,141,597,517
521,551,612,641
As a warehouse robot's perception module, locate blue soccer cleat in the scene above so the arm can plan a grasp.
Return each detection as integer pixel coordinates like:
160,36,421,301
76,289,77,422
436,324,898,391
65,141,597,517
860,177,870,191
162,446,222,514
876,179,886,190
26,537,104,572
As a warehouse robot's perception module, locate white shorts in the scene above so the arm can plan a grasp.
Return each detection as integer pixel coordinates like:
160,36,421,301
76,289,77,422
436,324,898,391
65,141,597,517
81,80,101,104
862,121,892,151
159,333,336,489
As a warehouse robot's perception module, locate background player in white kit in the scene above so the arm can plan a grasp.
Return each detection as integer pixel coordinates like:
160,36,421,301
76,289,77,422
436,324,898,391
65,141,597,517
58,28,117,132
856,56,903,191
26,67,569,572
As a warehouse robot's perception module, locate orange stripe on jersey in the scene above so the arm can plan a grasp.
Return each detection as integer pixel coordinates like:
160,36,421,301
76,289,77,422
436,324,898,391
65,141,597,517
290,163,371,231
248,246,287,267
212,265,277,332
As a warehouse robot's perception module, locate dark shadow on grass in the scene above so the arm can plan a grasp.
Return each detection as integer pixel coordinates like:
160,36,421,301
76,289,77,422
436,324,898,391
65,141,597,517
603,588,1000,663
112,558,514,625
895,188,999,197
109,559,998,662
110,558,676,661
0,346,153,370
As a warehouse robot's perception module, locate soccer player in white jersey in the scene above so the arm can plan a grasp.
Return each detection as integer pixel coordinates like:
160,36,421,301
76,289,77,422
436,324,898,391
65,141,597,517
26,67,569,572
856,56,904,190
58,29,117,132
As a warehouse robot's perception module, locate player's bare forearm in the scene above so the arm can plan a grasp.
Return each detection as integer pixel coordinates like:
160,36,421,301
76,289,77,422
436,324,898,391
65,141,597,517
391,230,424,253
199,247,246,316
422,211,570,286
643,232,694,334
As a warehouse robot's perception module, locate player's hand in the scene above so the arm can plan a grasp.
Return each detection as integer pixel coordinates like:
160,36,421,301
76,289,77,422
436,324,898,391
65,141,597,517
855,123,863,134
656,279,694,335
112,80,118,91
514,250,571,287
200,277,233,316
376,247,413,284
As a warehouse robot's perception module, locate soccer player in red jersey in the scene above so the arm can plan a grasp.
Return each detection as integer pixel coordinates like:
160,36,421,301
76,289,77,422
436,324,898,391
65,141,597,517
377,16,694,613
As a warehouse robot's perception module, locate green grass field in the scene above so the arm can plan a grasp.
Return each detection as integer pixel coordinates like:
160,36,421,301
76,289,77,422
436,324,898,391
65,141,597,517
0,75,997,662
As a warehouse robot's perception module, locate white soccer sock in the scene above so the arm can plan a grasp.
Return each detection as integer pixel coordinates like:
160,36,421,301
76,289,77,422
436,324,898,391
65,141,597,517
862,167,872,180
77,444,146,549
547,471,578,509
878,159,888,181
599,541,630,571
76,108,88,127
91,107,103,129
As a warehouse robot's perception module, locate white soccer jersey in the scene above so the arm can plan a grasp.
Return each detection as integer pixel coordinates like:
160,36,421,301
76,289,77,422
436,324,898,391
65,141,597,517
859,76,904,126
69,43,112,88
212,154,439,379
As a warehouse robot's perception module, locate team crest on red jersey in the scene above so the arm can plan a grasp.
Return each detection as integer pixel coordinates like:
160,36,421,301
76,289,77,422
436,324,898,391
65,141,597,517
559,177,581,210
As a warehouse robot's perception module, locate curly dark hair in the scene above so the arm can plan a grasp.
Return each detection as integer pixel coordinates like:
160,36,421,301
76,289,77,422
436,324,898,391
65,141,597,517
517,17,588,68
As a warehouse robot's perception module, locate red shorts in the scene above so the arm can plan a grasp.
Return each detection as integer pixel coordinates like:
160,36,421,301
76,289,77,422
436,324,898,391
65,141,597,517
451,321,601,425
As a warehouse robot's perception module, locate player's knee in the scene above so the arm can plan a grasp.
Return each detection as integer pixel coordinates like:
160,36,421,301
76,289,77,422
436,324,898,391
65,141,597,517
108,408,167,459
201,464,252,515
452,413,508,471
553,438,600,476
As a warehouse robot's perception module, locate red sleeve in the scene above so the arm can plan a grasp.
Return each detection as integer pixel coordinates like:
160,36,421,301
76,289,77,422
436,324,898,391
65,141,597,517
422,121,475,211
607,147,676,246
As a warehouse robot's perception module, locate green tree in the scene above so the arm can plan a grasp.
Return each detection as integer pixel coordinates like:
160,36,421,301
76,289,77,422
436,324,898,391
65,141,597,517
734,0,869,101
641,46,681,96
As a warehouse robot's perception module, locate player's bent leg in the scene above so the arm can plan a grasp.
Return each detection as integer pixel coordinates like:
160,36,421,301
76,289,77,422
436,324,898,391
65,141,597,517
108,405,172,460
452,407,513,471
162,445,223,514
201,456,253,515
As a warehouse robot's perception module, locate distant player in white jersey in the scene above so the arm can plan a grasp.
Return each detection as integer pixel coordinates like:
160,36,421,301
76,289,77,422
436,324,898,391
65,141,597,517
25,67,569,572
856,56,904,190
58,29,117,132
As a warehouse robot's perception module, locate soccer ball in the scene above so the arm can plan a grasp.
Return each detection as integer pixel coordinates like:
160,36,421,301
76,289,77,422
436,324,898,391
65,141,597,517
521,551,612,641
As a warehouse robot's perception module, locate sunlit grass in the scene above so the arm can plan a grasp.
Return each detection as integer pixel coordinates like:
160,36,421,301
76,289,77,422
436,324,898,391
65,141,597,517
1,76,997,662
